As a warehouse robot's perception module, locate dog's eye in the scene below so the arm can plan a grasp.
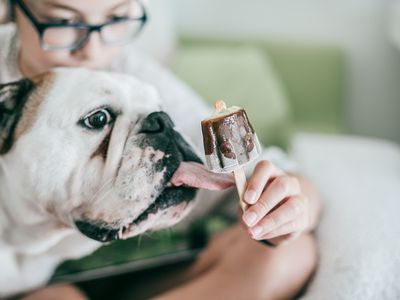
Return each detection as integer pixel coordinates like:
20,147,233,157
82,109,115,130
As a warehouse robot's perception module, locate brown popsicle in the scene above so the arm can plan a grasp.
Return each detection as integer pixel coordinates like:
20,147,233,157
201,100,261,211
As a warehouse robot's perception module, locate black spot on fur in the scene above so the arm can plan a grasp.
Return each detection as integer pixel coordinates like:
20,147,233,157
0,79,36,154
138,112,202,184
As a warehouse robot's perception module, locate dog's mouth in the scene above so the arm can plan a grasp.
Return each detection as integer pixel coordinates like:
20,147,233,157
117,161,234,238
75,162,234,242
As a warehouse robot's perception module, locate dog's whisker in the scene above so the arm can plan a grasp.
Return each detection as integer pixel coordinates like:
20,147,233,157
136,234,143,250
85,177,115,206
166,228,173,243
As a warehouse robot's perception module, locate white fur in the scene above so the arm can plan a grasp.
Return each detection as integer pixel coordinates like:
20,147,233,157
0,68,195,297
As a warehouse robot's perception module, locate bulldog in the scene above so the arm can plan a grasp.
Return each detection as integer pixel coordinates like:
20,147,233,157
0,68,233,297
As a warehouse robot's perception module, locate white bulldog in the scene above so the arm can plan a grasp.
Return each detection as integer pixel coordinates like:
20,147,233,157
0,68,233,297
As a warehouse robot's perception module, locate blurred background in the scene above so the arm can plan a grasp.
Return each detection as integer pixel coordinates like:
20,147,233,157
1,0,399,145
127,4,400,297
135,0,400,147
1,1,400,298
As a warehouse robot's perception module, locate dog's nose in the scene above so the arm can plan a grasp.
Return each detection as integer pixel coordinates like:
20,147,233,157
139,112,175,134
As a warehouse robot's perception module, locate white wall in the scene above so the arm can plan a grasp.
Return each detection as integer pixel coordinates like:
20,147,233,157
170,0,400,143
134,0,177,65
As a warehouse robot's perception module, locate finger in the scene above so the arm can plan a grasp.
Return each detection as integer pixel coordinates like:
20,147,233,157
256,213,309,240
243,160,284,205
242,176,301,227
237,206,249,230
248,195,306,238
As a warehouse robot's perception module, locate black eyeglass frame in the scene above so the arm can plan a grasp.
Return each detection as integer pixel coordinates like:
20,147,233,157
13,0,147,51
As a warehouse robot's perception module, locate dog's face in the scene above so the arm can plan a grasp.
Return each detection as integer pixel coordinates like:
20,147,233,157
0,68,203,242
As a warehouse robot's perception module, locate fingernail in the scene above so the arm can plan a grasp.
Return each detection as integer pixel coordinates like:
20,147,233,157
244,189,257,204
243,211,257,226
250,226,263,238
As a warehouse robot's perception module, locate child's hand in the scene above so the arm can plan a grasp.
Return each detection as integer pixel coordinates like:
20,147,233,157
241,160,310,241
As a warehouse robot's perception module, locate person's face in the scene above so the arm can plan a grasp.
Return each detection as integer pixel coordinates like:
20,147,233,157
15,0,137,77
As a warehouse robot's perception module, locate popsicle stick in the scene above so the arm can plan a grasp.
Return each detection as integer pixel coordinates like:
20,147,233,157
233,166,249,212
233,167,276,248
212,99,275,247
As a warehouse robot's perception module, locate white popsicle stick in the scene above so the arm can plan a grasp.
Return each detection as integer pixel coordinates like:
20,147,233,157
211,100,275,246
233,166,249,212
234,166,277,247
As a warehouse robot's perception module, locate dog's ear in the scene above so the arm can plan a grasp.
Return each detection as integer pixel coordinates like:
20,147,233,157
0,79,35,155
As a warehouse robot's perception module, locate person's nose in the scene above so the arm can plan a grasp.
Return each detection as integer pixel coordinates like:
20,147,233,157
73,31,104,62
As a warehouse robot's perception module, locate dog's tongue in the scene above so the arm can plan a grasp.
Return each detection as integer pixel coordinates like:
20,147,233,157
171,162,235,190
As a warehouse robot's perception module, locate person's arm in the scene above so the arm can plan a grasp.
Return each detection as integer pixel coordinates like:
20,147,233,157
294,173,322,232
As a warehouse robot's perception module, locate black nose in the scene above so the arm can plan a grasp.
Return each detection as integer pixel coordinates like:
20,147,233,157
139,111,175,134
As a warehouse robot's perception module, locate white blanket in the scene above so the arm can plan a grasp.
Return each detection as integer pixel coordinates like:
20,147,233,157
289,133,400,300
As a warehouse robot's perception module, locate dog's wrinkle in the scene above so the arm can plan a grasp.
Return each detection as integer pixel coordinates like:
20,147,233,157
72,177,115,224
114,158,124,183
90,126,113,161
65,169,76,204
114,127,132,179
44,201,57,216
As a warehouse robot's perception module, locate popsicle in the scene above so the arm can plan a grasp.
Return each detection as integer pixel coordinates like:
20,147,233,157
201,100,261,211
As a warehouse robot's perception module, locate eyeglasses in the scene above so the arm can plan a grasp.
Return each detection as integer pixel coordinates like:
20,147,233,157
13,0,147,51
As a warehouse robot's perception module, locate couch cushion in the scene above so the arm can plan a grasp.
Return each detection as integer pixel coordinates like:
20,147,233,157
290,133,400,299
172,45,292,148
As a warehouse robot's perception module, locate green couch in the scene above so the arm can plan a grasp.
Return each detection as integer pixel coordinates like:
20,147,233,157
172,38,347,149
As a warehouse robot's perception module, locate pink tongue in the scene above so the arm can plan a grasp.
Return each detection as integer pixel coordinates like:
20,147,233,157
171,162,235,191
